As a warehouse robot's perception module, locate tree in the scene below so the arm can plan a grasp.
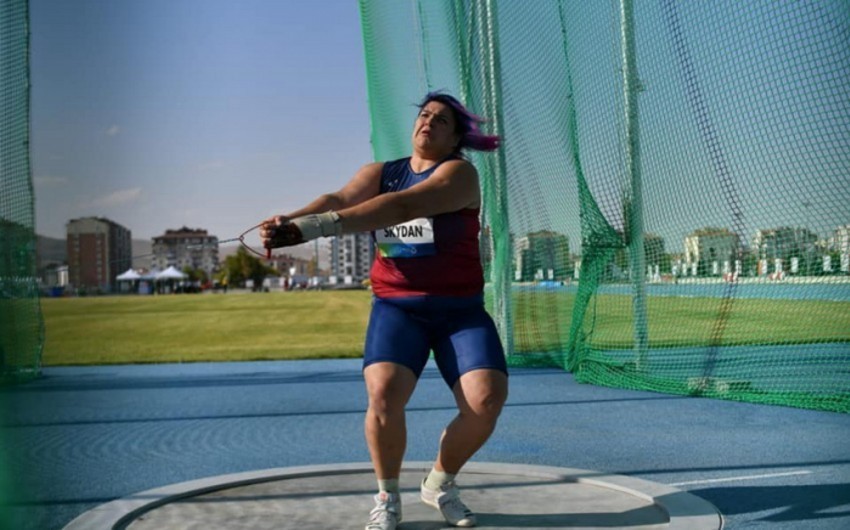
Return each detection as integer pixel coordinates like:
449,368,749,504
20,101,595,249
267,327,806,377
306,256,319,277
182,266,208,284
218,247,277,290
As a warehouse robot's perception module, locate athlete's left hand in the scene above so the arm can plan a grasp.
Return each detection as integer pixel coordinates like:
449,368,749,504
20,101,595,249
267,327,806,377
263,222,305,249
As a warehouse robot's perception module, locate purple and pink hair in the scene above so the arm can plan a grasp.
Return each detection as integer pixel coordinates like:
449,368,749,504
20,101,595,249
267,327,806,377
418,91,501,153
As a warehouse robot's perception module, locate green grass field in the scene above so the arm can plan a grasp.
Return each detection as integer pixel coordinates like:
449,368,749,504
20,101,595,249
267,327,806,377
40,290,850,365
41,291,373,365
584,294,850,349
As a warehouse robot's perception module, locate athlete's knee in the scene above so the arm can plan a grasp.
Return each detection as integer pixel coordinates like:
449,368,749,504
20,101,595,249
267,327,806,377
367,389,406,424
463,382,507,424
365,365,417,423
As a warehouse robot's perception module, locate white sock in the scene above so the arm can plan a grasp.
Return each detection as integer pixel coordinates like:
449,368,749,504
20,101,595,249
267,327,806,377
378,478,399,494
424,468,456,491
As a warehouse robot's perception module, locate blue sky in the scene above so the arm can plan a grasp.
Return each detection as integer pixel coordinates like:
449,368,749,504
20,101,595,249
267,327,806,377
30,0,849,255
32,0,372,245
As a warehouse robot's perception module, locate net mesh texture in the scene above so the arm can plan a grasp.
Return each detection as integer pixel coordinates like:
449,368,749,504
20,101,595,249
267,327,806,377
358,0,850,413
1,0,42,384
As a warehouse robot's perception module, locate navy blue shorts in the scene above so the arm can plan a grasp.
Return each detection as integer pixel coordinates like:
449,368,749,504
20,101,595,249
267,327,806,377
363,294,508,388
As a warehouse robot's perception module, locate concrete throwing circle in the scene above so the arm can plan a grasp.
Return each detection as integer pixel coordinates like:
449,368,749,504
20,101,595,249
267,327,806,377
63,462,722,530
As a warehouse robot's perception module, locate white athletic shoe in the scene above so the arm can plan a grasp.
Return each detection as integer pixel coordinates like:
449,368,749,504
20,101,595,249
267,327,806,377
365,491,402,530
420,479,477,527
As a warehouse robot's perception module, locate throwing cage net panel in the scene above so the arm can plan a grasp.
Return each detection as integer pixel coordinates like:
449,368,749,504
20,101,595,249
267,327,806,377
1,0,42,384
359,0,850,413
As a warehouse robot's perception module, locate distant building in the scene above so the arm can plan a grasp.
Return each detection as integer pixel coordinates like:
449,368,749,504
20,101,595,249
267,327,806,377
834,224,850,272
752,227,818,261
514,230,570,281
331,233,374,285
267,253,312,277
152,227,218,278
267,253,315,288
644,233,666,266
66,217,132,292
40,264,69,289
684,227,740,276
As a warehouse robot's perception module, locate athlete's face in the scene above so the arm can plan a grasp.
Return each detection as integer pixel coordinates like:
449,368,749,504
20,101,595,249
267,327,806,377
412,101,461,156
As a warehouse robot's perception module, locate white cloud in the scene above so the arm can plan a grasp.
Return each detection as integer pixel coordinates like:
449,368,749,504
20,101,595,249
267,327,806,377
91,187,142,208
106,125,120,136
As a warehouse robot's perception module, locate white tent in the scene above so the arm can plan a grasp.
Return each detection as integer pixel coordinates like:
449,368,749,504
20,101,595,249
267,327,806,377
116,268,143,294
155,266,188,280
140,268,161,281
116,268,141,281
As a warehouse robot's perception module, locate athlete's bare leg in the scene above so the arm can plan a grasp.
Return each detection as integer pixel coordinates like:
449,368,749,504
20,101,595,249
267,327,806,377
364,362,419,480
434,368,508,473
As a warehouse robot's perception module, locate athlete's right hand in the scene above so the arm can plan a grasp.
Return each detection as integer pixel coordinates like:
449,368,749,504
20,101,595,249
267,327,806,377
261,212,343,248
259,215,289,249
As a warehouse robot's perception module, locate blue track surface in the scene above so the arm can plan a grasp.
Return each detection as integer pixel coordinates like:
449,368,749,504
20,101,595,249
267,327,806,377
1,359,848,529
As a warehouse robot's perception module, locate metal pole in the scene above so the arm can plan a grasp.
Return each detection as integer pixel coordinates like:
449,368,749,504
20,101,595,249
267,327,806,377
620,0,648,364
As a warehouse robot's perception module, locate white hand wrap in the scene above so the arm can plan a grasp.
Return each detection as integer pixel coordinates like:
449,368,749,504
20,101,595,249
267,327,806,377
291,211,342,241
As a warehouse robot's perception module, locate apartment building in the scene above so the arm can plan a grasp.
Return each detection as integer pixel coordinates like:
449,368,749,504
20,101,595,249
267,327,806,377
514,230,570,281
684,227,740,276
66,217,132,292
331,233,374,285
152,227,218,278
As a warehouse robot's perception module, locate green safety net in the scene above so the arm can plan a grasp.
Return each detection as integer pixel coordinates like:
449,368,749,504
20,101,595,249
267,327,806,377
2,1,40,525
1,0,42,385
359,0,850,413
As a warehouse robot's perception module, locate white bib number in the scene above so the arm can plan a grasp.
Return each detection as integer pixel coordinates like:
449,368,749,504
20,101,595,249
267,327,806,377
376,218,435,258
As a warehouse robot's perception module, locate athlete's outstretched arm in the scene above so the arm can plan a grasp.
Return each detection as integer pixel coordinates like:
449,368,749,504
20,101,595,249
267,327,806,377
262,159,479,248
265,162,384,224
338,159,479,233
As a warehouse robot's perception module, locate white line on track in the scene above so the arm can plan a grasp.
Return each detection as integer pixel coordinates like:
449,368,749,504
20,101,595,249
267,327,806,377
670,470,813,487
